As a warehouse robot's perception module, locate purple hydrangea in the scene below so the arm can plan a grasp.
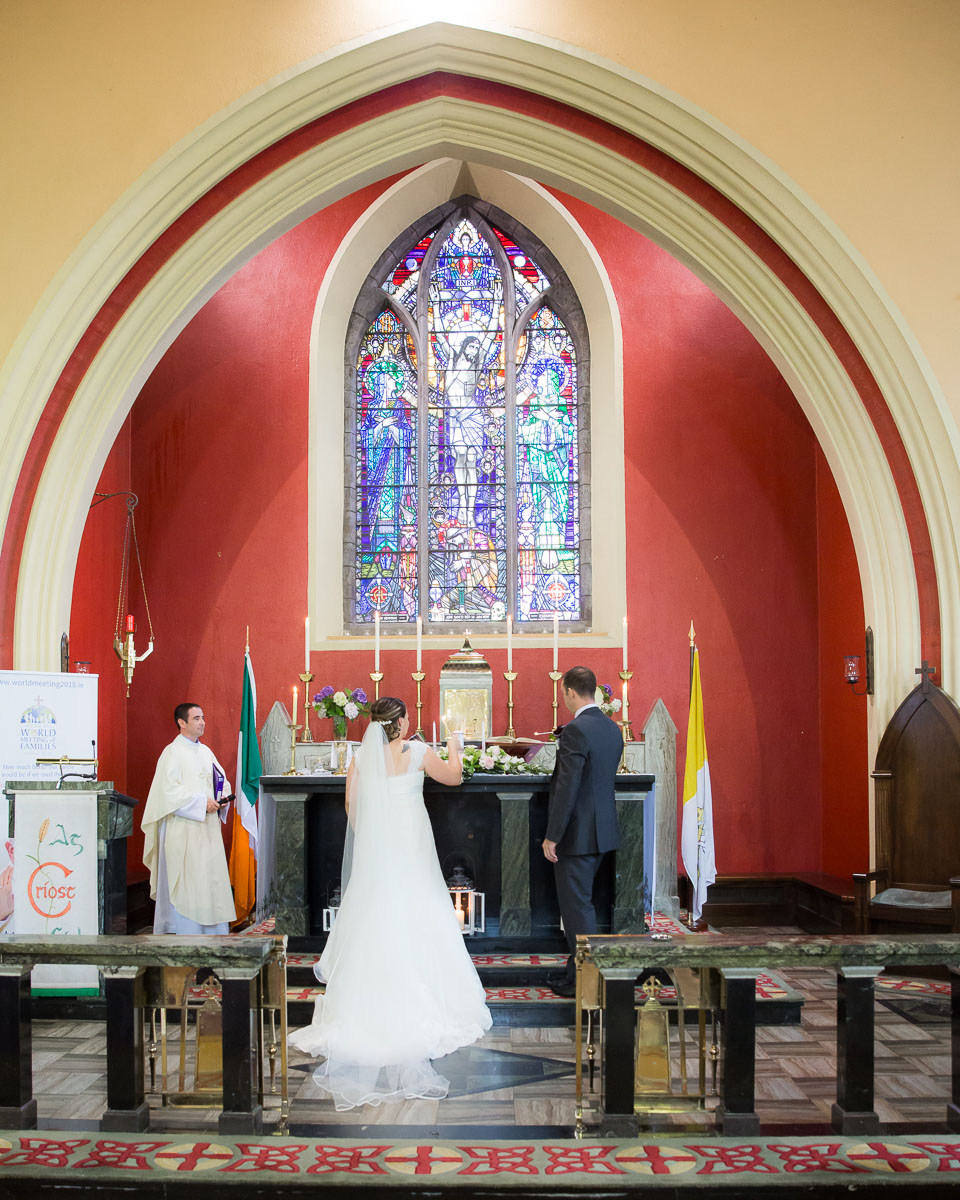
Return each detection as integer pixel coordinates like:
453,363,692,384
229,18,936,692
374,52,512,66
317,685,335,699
351,687,367,703
600,683,613,698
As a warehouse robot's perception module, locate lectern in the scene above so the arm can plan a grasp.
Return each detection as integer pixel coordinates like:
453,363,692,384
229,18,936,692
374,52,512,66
4,780,136,992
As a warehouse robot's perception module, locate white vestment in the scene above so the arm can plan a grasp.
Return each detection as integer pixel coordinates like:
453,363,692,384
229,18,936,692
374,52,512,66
142,735,236,933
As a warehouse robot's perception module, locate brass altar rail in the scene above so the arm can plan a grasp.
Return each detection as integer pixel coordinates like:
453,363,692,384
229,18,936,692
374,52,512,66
0,933,280,1135
577,931,960,1138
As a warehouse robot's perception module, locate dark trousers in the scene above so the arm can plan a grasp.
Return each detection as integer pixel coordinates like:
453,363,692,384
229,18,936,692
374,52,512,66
554,852,603,982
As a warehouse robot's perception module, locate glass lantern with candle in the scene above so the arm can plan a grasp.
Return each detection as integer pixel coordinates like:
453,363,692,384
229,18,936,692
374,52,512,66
445,864,486,936
322,883,342,932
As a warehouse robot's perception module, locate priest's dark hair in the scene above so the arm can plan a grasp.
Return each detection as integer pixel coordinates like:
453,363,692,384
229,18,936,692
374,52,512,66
174,702,201,727
562,666,596,698
370,696,406,741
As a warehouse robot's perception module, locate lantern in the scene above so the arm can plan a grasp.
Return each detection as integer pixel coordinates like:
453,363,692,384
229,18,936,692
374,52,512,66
446,865,485,936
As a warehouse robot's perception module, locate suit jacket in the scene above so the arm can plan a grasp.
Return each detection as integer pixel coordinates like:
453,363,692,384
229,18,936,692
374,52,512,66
546,706,623,855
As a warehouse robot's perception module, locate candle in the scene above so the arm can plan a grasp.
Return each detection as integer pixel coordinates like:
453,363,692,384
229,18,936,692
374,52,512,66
292,685,298,726
481,721,486,752
432,721,437,747
455,898,465,930
374,609,381,673
125,614,135,634
506,613,513,671
304,616,310,673
330,742,335,769
416,614,422,671
623,616,629,671
552,613,559,671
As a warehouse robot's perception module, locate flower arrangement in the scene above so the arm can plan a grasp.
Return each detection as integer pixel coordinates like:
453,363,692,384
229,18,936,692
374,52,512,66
438,742,550,781
598,683,622,718
312,686,369,739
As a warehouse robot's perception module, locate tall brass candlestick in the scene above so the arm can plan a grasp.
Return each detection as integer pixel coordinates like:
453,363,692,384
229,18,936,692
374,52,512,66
283,722,301,775
503,671,518,739
549,669,563,732
619,669,634,742
299,672,314,742
411,671,425,737
369,671,383,701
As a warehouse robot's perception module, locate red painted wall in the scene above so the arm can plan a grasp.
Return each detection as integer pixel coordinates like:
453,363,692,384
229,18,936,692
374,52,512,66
69,180,868,889
816,448,870,874
69,418,131,797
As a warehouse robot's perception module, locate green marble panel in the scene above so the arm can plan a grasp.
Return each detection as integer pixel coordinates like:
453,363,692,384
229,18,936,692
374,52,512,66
499,791,533,936
613,795,646,933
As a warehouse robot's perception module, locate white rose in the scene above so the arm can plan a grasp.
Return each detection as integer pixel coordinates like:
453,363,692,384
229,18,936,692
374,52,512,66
332,690,347,706
479,754,496,770
344,701,359,719
611,698,622,712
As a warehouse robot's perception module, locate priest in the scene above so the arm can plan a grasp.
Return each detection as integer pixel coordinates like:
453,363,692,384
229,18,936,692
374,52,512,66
142,702,237,934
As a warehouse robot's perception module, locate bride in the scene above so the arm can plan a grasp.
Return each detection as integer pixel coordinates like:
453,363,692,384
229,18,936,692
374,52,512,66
289,696,492,1109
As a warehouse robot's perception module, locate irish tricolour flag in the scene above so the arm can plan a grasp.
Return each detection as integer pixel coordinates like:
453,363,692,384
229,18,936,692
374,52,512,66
681,648,716,924
228,649,263,925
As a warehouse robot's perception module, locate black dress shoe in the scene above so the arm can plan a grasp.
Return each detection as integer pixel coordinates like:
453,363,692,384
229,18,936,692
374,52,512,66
549,978,577,998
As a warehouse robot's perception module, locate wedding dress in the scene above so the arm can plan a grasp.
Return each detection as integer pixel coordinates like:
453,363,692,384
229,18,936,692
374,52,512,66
288,724,492,1109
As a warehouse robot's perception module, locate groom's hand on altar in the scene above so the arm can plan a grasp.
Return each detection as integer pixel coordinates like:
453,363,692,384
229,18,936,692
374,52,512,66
542,838,558,863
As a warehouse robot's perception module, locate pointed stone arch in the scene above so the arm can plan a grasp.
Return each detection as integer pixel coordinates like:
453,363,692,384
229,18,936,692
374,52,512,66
0,21,955,748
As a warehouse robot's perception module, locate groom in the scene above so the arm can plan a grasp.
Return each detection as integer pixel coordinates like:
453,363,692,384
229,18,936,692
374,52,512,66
543,665,624,997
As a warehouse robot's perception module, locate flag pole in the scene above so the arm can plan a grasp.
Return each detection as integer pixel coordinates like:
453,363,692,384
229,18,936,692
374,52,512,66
687,620,699,928
245,625,250,655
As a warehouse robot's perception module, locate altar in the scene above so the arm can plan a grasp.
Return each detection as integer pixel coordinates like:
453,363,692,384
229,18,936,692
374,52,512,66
256,686,679,944
259,771,658,944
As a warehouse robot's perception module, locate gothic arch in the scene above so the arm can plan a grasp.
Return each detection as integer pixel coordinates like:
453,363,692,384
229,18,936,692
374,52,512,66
0,21,955,747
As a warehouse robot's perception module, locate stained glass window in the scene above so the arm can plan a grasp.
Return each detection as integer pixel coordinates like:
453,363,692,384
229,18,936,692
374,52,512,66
349,206,588,629
355,310,419,621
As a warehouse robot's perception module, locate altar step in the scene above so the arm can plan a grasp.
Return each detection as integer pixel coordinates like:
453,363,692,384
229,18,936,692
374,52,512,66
283,954,804,1028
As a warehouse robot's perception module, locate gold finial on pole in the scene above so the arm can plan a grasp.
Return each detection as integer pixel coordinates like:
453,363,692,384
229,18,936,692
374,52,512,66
688,620,696,648
245,625,250,654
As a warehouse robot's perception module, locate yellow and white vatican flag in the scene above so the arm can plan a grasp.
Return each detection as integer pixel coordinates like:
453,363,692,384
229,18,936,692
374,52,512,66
681,648,716,923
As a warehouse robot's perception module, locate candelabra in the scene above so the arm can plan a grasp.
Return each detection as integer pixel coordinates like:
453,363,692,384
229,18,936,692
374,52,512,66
369,671,383,701
411,671,425,737
503,671,518,740
299,672,314,742
549,669,563,732
283,722,301,775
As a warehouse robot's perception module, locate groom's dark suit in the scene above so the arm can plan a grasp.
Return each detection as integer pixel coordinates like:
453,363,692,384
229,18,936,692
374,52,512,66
546,704,623,981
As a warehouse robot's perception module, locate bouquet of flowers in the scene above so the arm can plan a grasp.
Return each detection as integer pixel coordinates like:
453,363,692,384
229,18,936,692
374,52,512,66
598,683,622,718
438,742,550,781
312,686,369,739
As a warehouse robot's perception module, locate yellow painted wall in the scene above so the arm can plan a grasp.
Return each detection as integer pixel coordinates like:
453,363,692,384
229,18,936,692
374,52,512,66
1,0,957,416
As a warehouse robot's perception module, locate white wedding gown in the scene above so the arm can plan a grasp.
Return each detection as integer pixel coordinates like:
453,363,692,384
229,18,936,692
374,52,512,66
288,736,492,1109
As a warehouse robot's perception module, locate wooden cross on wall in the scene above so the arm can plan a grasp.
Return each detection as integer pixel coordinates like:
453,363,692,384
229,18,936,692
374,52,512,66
915,660,937,693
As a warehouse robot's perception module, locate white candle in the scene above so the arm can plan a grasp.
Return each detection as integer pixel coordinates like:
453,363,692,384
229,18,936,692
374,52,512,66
292,685,298,726
552,613,559,671
432,721,437,747
481,721,486,752
330,742,335,769
623,616,629,671
455,898,465,930
416,614,422,671
506,614,513,671
304,616,310,673
374,609,381,673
